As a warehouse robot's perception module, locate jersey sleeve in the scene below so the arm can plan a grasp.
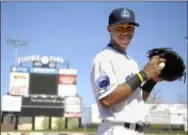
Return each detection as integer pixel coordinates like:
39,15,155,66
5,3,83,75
91,58,119,100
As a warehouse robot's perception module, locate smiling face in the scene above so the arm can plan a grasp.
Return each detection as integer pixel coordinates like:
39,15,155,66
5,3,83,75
107,23,135,51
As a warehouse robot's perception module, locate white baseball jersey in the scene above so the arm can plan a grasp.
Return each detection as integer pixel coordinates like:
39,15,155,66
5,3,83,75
90,45,150,124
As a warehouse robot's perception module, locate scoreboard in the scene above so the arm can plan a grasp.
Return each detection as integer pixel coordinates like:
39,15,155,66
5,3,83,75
4,55,81,117
29,73,58,95
9,66,77,97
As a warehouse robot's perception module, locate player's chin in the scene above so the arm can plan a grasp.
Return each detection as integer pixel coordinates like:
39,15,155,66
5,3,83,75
119,41,130,48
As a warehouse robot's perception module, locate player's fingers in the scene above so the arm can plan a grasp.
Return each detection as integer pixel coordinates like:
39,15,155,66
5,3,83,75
150,55,160,63
157,58,166,64
158,66,163,71
156,69,162,76
151,55,160,60
150,56,166,64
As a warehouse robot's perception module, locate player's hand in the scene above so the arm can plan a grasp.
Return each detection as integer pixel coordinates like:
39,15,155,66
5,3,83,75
142,56,166,80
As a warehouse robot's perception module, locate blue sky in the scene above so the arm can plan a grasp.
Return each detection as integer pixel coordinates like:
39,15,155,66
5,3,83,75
1,2,187,106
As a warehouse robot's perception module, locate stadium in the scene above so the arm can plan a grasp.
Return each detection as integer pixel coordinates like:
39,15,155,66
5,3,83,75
1,55,187,135
1,55,82,131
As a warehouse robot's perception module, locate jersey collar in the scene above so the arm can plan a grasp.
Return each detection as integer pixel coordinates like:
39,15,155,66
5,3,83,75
107,43,127,55
107,43,131,60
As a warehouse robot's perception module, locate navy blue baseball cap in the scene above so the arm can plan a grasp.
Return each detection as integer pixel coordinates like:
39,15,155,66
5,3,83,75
109,8,139,27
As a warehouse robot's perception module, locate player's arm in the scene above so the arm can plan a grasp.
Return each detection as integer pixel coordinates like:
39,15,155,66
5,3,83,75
141,77,161,101
141,79,157,101
92,56,165,109
91,59,134,109
99,71,147,109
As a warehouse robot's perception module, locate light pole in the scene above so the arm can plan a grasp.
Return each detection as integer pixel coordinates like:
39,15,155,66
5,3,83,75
6,38,28,65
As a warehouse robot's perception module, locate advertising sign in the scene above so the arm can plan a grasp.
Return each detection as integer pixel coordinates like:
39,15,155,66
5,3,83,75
170,114,184,125
64,96,81,118
11,66,29,73
1,95,22,112
29,67,58,74
58,74,76,85
9,72,30,96
58,69,77,97
22,96,64,108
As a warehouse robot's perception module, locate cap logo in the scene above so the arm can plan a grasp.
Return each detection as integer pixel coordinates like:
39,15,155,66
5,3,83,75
121,9,130,18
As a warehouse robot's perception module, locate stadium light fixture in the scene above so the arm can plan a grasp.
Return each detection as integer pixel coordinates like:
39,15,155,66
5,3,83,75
6,38,28,65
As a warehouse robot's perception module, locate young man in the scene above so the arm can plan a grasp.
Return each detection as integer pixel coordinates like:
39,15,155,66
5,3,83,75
90,8,165,135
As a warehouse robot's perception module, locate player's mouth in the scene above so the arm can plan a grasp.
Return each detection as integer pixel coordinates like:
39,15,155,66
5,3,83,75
119,35,132,44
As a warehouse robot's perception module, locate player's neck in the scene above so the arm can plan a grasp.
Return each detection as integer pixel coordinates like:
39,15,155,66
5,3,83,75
109,41,126,54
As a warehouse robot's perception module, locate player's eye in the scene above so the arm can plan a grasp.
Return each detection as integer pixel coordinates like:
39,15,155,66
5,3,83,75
114,26,135,33
114,27,124,32
126,27,135,32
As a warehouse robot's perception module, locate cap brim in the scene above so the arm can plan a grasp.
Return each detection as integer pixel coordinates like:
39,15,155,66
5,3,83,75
110,20,140,27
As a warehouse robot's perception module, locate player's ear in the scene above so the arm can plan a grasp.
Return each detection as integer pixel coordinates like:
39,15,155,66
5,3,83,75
107,26,111,33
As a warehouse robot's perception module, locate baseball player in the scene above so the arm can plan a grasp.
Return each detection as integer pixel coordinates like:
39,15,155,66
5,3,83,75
90,8,166,135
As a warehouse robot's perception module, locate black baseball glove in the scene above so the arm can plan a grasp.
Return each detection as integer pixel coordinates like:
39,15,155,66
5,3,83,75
147,47,186,81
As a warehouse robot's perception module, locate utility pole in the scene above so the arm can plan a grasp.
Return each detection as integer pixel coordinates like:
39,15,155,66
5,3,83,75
6,38,28,65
